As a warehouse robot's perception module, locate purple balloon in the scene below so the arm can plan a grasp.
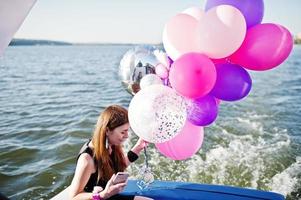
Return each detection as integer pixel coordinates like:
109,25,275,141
205,0,264,28
211,63,252,101
186,95,218,126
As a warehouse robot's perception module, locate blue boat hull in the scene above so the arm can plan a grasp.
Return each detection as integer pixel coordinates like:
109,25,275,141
121,180,285,200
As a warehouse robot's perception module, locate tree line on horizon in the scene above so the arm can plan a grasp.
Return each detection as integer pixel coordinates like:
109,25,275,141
9,38,71,46
9,37,301,46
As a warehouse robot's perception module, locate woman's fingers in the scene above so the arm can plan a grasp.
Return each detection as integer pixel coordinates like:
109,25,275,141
117,183,127,192
114,182,126,189
107,174,116,186
138,138,148,148
106,175,127,195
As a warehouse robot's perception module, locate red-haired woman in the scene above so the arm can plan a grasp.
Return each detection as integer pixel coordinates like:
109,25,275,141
69,105,152,200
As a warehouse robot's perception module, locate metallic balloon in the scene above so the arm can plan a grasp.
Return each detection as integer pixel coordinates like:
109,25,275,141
119,46,161,95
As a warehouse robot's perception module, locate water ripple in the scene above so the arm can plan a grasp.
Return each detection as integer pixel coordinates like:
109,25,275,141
0,45,300,199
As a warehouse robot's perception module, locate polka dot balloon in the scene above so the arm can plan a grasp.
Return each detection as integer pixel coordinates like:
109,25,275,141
129,85,186,143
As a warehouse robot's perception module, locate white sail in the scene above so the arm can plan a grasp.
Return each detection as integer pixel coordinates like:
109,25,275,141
0,0,37,55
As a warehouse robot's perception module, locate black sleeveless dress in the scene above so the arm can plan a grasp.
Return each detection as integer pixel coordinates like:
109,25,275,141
77,140,135,200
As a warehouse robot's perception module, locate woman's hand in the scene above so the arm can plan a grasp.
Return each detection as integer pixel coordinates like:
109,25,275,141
130,138,148,156
101,174,127,199
136,138,148,149
125,138,149,166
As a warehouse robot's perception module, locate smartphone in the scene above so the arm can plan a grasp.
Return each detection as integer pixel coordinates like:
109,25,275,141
112,172,129,184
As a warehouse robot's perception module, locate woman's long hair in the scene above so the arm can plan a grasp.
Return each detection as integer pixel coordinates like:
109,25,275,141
92,105,128,183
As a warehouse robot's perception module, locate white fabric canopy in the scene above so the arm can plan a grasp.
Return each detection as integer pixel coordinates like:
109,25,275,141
0,0,37,55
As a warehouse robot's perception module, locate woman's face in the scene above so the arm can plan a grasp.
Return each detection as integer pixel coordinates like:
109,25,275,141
107,123,129,146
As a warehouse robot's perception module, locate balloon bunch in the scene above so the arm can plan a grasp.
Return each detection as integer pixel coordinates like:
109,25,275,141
120,0,293,161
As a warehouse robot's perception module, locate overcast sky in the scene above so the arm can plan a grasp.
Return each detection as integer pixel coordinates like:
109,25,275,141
14,0,301,44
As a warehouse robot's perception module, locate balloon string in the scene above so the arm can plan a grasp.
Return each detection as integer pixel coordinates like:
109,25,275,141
163,77,170,87
143,146,148,168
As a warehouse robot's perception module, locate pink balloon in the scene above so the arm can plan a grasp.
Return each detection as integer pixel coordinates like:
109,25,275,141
169,53,216,99
155,121,204,160
199,5,246,59
155,63,169,79
182,7,205,21
230,23,293,71
211,58,228,64
163,14,201,60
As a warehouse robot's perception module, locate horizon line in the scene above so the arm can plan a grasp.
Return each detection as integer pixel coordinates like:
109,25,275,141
11,38,163,46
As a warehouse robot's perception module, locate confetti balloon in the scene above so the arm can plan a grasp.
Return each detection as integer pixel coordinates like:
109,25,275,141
129,85,187,143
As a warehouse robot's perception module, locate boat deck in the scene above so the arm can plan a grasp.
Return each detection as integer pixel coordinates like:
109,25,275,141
51,180,285,200
121,180,285,200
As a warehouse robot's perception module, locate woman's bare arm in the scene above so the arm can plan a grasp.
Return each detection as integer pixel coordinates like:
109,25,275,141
69,153,95,200
125,138,147,166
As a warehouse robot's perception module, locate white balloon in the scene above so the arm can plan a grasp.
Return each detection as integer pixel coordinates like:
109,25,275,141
129,85,187,143
162,28,181,61
198,5,246,58
182,7,205,21
139,74,163,90
162,14,201,61
153,49,170,69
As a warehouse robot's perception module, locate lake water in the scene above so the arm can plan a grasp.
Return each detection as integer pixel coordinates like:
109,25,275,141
0,45,300,200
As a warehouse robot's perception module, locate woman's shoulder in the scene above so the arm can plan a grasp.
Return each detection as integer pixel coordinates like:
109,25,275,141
78,152,94,163
77,152,96,172
77,140,94,159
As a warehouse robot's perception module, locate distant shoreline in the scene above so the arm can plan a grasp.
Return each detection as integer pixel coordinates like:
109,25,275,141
9,39,72,46
9,38,160,46
9,38,300,46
